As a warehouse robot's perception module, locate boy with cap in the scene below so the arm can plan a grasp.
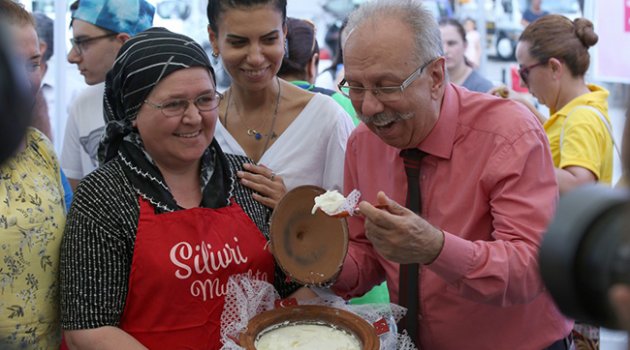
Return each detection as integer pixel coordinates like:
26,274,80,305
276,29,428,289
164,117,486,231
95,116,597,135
61,0,154,190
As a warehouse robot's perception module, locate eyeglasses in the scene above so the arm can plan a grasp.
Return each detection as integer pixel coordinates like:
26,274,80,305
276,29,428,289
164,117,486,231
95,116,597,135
69,33,118,55
518,60,548,86
338,57,439,102
144,92,223,118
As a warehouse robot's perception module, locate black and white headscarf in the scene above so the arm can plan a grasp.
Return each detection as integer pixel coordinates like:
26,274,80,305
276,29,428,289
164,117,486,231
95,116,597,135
99,27,231,212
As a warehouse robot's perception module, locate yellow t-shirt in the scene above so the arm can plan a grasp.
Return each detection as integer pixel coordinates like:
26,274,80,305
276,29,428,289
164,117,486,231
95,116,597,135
543,84,613,184
0,128,65,349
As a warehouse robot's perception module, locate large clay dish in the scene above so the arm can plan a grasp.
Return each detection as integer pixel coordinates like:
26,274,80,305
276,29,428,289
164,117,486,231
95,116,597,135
269,185,348,285
240,305,379,350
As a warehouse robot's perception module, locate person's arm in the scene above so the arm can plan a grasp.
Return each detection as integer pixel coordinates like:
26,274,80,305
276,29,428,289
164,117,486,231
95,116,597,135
60,109,84,191
428,126,557,306
60,170,138,347
64,327,147,350
555,166,597,194
490,85,547,124
555,107,613,192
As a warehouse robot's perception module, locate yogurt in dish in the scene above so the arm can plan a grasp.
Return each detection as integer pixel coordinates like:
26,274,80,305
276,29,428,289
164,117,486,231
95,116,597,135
256,323,361,350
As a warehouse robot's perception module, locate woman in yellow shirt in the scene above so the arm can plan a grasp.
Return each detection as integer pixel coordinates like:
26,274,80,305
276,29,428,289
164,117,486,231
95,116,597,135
515,15,613,194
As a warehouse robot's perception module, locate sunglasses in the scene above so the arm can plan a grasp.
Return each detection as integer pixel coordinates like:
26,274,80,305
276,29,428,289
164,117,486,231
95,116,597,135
518,60,548,86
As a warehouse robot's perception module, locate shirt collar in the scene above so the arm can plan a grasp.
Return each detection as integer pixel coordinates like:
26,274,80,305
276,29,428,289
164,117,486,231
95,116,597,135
417,83,459,160
291,80,314,91
552,84,609,117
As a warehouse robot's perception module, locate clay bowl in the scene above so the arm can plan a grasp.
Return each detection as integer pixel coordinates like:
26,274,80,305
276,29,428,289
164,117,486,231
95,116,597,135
270,185,349,286
240,305,379,350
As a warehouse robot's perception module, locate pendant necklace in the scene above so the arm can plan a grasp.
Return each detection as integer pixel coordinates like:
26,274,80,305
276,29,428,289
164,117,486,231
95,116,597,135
224,76,281,156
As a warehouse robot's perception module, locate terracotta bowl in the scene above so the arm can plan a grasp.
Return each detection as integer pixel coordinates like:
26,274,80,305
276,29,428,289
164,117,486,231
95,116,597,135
240,305,379,350
269,185,349,286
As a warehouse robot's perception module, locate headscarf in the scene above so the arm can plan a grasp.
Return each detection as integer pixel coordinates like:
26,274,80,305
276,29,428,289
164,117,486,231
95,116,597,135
71,0,155,36
100,27,229,212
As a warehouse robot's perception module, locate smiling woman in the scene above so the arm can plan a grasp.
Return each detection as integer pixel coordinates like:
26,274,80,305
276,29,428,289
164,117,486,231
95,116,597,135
206,0,355,210
59,27,297,350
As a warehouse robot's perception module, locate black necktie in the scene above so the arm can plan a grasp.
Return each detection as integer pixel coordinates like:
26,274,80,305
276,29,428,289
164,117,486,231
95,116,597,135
398,148,427,346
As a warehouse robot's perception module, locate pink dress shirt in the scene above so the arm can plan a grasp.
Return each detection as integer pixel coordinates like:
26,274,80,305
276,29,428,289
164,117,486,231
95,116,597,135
333,84,573,350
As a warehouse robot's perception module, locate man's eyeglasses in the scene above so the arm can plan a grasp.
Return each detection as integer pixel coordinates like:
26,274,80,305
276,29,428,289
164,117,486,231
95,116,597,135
69,33,118,55
338,57,439,102
144,92,223,118
518,60,548,86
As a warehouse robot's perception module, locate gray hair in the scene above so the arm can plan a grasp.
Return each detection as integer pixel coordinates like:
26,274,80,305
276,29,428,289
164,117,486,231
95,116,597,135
344,0,443,63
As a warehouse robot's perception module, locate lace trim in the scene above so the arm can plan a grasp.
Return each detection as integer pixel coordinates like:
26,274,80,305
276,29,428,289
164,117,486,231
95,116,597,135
119,152,169,190
119,152,174,212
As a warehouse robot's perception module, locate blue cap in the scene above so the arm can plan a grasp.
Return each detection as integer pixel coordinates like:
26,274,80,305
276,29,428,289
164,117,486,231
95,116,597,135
71,0,155,36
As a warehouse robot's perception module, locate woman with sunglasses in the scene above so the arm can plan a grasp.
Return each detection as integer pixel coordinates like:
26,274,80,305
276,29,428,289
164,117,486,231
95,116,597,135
60,28,292,350
516,15,612,348
207,0,355,210
499,15,613,197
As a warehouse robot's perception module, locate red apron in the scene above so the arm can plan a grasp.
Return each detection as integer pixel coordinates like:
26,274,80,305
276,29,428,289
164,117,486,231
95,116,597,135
118,197,274,349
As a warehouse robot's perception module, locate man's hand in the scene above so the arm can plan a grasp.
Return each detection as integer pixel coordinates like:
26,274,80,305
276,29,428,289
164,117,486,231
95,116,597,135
359,191,444,265
237,163,287,209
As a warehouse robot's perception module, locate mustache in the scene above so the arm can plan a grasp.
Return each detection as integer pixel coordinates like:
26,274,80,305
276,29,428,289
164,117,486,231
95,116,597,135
357,111,414,125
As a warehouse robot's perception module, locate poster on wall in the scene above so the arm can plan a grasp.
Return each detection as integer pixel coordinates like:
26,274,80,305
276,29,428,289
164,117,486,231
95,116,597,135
584,0,630,83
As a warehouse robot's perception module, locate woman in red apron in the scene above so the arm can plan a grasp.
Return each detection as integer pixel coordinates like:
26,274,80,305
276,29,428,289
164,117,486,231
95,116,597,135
59,28,297,350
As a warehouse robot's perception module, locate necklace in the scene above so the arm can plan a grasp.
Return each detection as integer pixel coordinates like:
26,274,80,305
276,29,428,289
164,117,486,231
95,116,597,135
224,76,282,157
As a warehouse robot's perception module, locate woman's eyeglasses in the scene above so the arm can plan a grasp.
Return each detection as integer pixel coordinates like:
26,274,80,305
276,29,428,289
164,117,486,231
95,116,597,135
518,60,548,86
144,92,223,118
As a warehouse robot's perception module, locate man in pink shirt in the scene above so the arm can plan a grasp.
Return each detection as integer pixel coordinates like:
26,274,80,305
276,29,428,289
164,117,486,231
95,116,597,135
332,1,573,349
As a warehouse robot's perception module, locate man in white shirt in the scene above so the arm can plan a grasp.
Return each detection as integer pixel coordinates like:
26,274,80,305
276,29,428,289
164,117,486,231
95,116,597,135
61,0,154,190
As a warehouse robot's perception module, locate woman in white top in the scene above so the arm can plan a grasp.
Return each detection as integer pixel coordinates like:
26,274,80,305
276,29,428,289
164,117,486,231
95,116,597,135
207,0,354,209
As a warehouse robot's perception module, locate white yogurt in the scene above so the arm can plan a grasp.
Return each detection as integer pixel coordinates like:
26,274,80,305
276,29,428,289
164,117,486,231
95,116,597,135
311,190,346,215
255,323,361,350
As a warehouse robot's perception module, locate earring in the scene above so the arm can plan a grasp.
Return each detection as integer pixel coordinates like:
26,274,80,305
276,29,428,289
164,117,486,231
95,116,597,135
284,39,289,59
212,52,219,58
